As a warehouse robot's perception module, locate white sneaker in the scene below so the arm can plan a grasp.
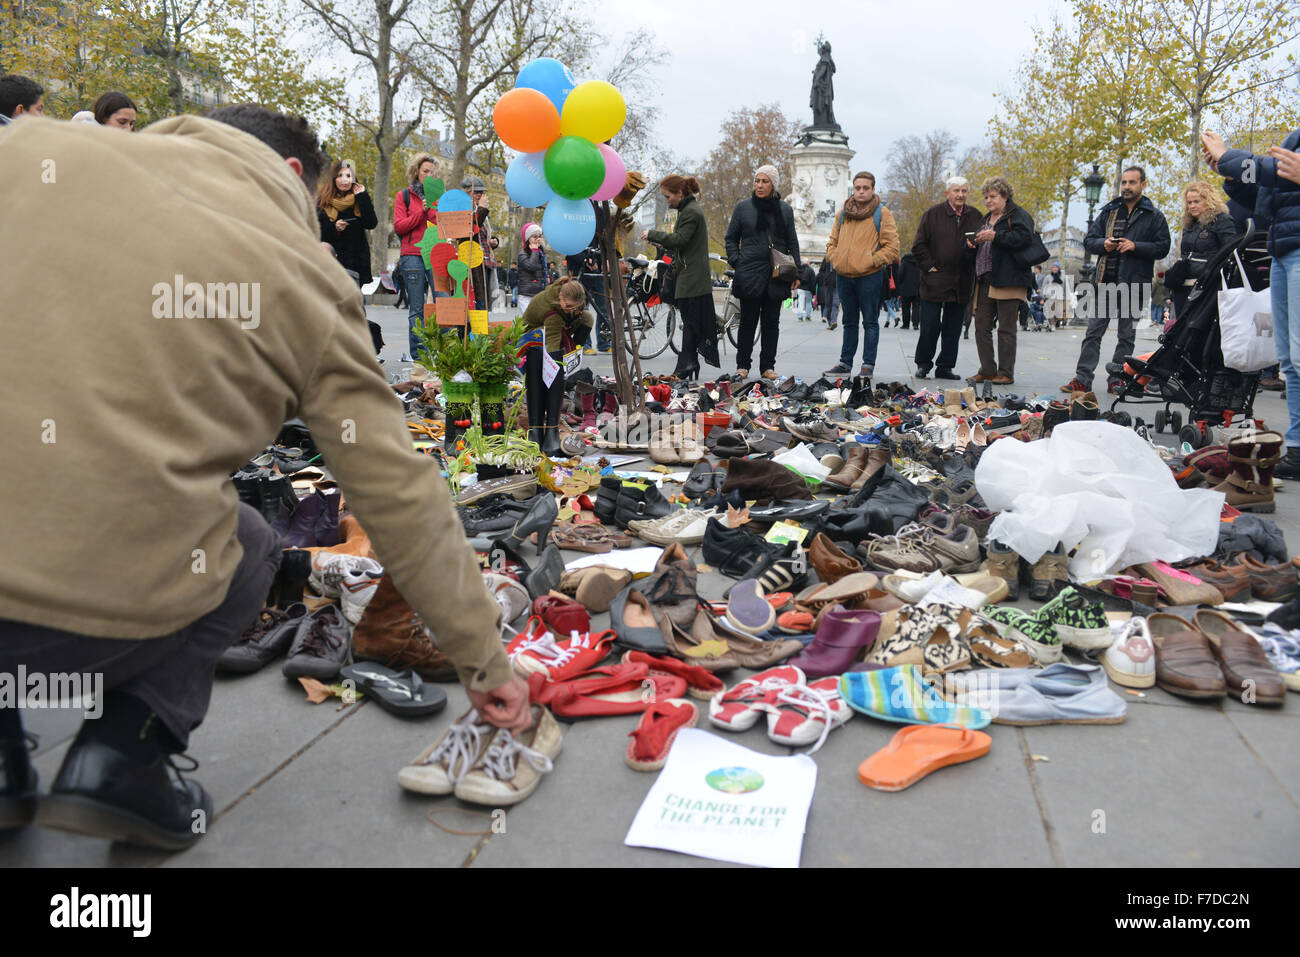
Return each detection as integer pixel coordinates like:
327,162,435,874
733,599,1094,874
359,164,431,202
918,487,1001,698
1100,617,1156,689
398,709,495,795
310,554,384,622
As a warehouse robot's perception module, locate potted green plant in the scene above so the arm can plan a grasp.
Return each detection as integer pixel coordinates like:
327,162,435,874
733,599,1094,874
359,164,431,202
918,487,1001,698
471,318,525,439
420,328,477,455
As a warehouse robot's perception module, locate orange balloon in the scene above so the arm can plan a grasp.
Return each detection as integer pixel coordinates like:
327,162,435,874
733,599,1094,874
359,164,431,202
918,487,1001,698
493,88,560,153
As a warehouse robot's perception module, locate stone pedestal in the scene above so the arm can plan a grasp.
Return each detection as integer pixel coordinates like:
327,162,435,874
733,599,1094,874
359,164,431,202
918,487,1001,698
787,129,855,265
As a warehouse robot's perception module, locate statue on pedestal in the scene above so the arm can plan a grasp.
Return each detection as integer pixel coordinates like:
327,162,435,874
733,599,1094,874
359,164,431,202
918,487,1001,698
810,40,839,131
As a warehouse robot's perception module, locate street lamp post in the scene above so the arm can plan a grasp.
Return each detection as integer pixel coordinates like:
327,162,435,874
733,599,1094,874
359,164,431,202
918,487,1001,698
1082,162,1105,284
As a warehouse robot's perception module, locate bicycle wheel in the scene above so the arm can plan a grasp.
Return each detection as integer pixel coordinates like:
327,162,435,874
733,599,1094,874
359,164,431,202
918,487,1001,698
653,302,679,356
723,298,741,348
627,301,673,360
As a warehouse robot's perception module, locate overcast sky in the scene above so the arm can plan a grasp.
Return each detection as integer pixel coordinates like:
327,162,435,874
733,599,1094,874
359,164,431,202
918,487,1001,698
600,0,1065,195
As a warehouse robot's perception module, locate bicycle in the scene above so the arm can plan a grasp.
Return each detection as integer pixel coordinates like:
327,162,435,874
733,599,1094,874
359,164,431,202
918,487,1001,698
623,255,678,360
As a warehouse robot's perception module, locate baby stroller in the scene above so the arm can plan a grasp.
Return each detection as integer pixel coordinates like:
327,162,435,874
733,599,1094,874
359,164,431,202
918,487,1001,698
1107,225,1271,448
1029,294,1050,332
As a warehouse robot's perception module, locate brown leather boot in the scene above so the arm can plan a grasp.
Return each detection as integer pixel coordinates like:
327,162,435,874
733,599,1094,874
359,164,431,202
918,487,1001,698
351,575,457,680
822,445,867,491
1213,431,1282,513
849,446,891,492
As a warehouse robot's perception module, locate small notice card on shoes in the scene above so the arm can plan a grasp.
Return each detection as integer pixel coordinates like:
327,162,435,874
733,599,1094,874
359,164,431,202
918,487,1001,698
624,729,817,868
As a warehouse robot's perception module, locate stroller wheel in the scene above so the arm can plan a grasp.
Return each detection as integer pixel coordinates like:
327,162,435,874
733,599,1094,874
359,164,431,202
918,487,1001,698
1179,424,1205,449
1170,410,1183,433
1155,409,1167,433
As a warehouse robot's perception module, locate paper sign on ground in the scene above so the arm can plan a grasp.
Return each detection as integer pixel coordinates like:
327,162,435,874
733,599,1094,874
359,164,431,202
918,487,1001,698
764,521,809,545
624,729,817,868
564,547,664,577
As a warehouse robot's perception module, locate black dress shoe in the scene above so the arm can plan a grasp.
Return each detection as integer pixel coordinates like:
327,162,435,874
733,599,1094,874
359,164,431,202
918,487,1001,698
0,734,38,831
701,517,784,577
682,461,719,499
38,738,213,850
746,499,830,523
935,369,962,380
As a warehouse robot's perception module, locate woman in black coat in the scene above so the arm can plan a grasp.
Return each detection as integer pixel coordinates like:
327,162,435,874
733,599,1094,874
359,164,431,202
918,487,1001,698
724,164,801,379
516,225,549,306
1169,182,1240,318
317,161,378,286
816,259,839,329
896,251,920,329
969,176,1035,384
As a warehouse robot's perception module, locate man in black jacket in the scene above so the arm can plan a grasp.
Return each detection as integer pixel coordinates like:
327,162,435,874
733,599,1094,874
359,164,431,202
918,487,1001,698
1062,166,1171,394
912,177,983,379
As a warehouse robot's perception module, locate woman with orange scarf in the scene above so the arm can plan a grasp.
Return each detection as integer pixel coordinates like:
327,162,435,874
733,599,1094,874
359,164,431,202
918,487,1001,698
317,160,378,287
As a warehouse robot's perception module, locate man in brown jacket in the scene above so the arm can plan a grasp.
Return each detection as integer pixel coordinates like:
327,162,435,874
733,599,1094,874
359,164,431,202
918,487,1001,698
912,176,984,379
0,107,526,849
822,172,900,379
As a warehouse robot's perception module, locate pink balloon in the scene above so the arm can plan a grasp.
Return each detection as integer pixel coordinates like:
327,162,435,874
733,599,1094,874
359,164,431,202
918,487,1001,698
591,144,626,202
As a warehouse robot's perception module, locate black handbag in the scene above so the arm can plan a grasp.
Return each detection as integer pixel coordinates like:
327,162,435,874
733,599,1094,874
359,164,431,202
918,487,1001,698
1014,230,1051,268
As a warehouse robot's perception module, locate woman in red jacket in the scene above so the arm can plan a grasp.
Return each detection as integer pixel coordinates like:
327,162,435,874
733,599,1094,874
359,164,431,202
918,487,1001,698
393,153,448,361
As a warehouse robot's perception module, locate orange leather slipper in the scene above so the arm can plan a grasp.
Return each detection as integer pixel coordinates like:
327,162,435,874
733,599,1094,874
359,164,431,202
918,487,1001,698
857,724,991,792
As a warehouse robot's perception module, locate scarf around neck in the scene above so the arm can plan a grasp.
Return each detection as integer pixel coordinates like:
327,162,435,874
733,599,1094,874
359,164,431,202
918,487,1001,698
324,191,357,222
841,195,880,221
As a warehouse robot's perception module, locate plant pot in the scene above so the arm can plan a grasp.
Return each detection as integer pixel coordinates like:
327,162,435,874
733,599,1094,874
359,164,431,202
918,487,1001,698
478,383,509,438
442,380,476,456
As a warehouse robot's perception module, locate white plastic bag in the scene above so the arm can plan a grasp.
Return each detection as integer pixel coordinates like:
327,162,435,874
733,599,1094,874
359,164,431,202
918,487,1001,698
1218,250,1275,372
975,422,1223,577
773,443,831,482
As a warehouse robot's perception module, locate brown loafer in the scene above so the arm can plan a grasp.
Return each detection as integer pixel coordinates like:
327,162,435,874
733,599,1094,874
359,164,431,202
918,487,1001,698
1192,609,1286,705
1185,559,1253,602
1147,613,1226,699
809,532,862,584
1237,554,1300,602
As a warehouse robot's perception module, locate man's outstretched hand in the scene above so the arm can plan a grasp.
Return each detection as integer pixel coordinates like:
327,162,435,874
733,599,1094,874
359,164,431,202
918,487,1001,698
468,675,532,731
1269,145,1300,187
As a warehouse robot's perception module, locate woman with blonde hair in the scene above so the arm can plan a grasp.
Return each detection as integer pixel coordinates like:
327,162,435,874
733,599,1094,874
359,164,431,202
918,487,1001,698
393,152,445,360
1167,181,1238,317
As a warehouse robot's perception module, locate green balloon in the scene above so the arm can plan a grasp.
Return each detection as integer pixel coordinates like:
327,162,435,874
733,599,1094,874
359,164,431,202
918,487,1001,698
447,259,470,282
543,136,605,200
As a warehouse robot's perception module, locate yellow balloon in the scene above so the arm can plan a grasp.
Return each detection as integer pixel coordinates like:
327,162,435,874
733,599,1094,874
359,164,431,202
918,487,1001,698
559,80,626,143
457,241,484,268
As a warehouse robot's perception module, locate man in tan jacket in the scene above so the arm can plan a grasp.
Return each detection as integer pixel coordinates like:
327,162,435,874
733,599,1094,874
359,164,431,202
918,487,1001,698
0,107,526,849
821,172,900,379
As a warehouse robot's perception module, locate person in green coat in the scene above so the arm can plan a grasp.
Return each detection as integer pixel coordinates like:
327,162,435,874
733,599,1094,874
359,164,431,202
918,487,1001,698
642,175,719,379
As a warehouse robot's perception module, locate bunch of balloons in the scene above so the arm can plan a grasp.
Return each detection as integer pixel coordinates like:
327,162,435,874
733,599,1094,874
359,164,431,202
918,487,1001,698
494,57,627,255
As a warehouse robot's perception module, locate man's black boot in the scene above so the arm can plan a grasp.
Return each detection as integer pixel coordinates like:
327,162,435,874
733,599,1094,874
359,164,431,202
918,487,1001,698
37,692,212,851
1275,446,1300,481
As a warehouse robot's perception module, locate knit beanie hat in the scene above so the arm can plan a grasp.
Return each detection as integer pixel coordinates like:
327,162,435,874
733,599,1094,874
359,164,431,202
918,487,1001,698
523,223,543,243
755,164,780,190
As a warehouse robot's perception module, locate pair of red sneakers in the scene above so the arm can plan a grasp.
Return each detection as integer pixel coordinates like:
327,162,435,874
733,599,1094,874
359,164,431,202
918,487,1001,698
708,665,853,754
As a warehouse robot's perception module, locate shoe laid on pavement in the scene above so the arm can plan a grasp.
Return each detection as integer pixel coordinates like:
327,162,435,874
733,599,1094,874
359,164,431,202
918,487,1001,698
625,699,698,771
218,603,308,673
282,605,353,680
981,605,1063,664
398,709,495,794
626,507,717,546
506,618,616,682
862,524,982,575
724,579,775,634
1099,617,1156,689
709,666,804,732
765,676,853,753
1035,586,1111,650
986,662,1126,726
310,554,385,623
839,664,991,728
453,705,563,806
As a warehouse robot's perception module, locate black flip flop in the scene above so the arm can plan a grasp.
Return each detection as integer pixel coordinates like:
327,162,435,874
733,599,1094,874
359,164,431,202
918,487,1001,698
339,663,447,717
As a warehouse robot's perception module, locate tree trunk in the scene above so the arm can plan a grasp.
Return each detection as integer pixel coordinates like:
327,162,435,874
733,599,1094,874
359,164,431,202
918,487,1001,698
452,1,472,187
600,205,640,411
1188,104,1203,182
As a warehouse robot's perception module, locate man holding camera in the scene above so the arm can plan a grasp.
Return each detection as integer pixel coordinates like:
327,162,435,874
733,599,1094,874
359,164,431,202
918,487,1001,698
1061,166,1170,395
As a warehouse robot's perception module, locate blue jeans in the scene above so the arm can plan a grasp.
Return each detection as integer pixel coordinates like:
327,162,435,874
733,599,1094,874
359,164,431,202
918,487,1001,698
399,254,431,359
1272,248,1300,447
580,274,610,350
837,271,885,368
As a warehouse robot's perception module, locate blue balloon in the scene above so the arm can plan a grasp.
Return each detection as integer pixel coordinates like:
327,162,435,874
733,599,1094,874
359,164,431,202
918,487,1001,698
542,197,596,255
505,151,555,208
516,57,576,116
437,189,473,213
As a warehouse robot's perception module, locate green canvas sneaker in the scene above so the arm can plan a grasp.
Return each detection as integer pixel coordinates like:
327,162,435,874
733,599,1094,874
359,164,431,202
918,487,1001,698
1035,587,1112,651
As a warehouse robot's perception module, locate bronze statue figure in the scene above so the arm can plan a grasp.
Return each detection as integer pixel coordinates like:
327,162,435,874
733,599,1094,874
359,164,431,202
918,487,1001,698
810,41,839,130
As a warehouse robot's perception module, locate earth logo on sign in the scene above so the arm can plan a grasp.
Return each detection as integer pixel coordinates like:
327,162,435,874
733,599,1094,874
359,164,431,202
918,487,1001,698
705,766,765,794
